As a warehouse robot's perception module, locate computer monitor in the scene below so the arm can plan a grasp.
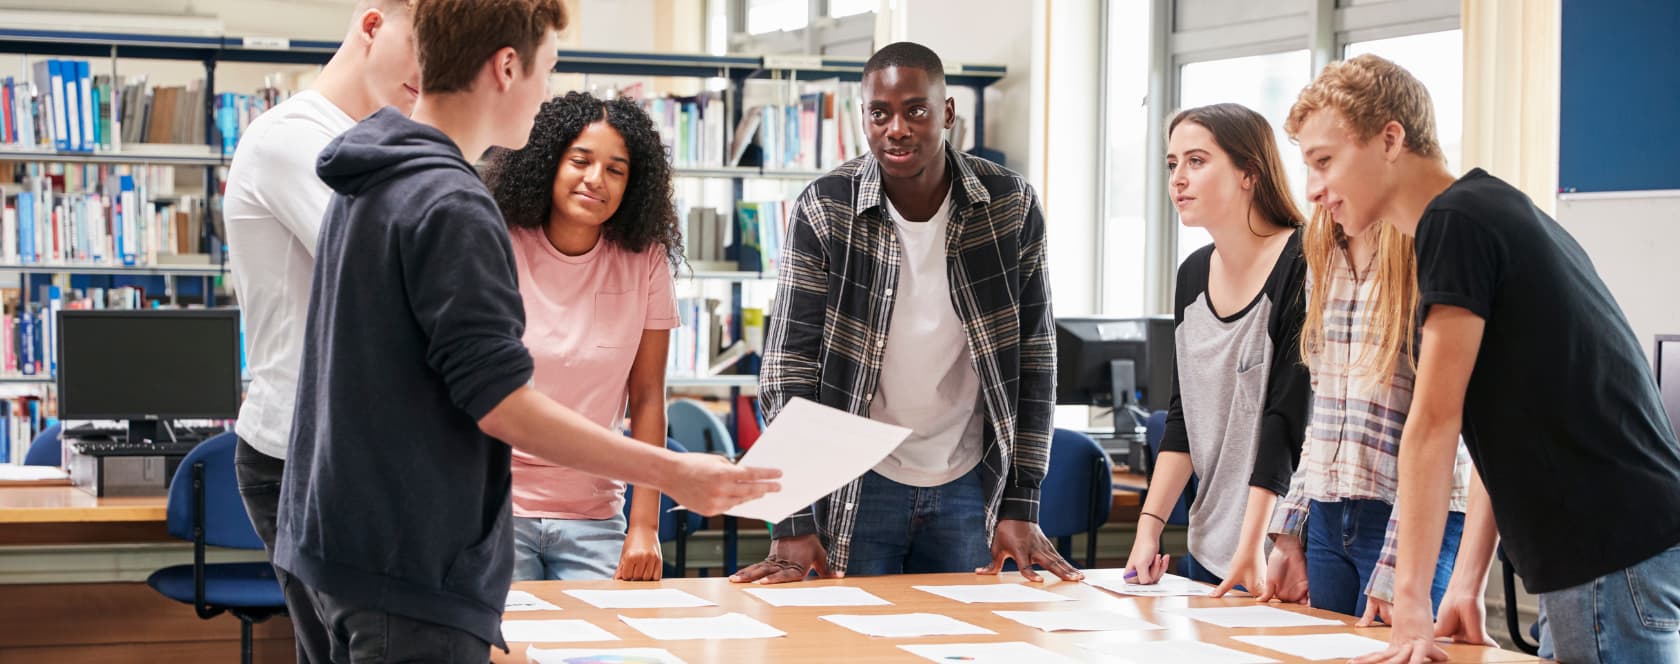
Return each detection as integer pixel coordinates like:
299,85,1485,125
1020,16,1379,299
56,309,243,444
1658,335,1680,439
1055,316,1175,428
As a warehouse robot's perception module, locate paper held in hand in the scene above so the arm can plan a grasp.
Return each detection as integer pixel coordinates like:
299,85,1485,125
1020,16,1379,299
715,397,912,522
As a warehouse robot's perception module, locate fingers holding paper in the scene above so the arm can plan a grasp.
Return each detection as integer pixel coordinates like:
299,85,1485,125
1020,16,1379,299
664,454,782,516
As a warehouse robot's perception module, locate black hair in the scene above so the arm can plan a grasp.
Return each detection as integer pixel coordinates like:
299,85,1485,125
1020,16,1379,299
481,91,682,269
863,41,946,82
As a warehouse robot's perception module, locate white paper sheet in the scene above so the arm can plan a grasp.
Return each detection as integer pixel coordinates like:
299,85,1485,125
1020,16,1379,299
500,620,618,643
527,647,688,664
504,590,563,612
818,613,995,638
0,465,67,481
900,642,1084,664
1083,571,1216,597
617,613,785,641
992,609,1164,632
1081,640,1280,663
722,398,912,522
1159,605,1346,628
1233,634,1390,660
911,583,1072,604
742,586,891,607
560,589,715,609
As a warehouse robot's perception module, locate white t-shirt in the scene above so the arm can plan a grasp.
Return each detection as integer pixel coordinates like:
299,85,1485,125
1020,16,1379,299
224,91,356,459
869,187,986,487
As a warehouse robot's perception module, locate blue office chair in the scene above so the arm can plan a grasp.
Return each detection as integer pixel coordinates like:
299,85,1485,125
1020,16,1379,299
667,399,737,458
22,423,63,466
146,432,285,664
1041,428,1113,568
623,438,708,578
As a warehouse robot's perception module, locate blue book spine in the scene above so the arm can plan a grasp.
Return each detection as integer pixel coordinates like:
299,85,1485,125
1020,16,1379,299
75,61,91,152
45,286,60,377
18,311,33,376
17,192,34,264
119,175,137,266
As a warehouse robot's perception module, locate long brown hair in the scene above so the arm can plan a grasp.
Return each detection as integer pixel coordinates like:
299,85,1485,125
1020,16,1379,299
1168,103,1306,233
1299,204,1419,384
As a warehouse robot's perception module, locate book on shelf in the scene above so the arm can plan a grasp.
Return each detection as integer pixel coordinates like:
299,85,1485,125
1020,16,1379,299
0,395,49,465
639,93,726,169
738,81,866,171
0,164,210,267
678,202,790,274
2,283,152,381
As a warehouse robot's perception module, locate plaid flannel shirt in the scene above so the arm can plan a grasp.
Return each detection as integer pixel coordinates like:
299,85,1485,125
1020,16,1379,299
759,144,1055,574
1269,260,1472,601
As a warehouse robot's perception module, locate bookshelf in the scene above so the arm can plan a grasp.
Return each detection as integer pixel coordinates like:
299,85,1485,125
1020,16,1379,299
0,27,1009,446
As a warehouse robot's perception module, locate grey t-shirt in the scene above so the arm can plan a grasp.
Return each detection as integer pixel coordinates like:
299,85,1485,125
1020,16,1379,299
1159,233,1309,579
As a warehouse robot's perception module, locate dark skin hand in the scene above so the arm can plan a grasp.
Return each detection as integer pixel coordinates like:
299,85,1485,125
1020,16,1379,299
977,519,1085,582
727,534,837,584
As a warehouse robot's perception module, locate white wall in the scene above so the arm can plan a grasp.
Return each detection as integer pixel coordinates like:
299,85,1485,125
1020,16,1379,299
1555,192,1680,362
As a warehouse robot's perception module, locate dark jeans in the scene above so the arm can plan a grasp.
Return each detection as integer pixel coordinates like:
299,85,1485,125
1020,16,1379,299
846,464,993,576
235,437,330,663
298,582,490,664
1305,499,1464,618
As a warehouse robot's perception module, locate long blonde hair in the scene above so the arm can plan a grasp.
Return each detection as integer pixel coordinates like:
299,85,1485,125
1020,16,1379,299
1299,205,1419,385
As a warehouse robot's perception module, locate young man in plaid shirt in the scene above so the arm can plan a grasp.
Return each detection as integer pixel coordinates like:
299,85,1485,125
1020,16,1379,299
730,42,1081,585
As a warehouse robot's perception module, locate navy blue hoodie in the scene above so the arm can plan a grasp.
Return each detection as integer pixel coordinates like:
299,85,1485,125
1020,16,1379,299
274,107,533,649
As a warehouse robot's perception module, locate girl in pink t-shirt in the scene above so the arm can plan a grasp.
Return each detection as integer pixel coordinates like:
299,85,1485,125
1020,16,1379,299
482,92,683,581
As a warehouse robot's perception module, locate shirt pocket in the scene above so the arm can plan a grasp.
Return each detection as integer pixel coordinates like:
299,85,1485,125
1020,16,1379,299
592,290,641,349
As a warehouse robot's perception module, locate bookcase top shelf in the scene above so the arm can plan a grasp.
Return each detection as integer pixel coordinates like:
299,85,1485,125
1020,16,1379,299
0,28,1007,87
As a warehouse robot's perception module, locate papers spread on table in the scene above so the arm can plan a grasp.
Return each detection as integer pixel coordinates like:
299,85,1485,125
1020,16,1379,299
561,589,715,609
616,613,785,641
499,619,617,643
819,613,995,638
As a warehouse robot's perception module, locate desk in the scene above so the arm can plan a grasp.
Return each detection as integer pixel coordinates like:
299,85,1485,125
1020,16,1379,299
0,485,169,545
1110,470,1146,523
496,573,1539,663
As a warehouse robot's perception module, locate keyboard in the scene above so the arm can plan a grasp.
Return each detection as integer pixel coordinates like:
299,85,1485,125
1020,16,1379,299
71,438,203,457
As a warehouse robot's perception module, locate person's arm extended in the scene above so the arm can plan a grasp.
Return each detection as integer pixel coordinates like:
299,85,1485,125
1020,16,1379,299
1006,184,1055,522
1352,305,1485,664
1124,450,1193,584
618,328,672,581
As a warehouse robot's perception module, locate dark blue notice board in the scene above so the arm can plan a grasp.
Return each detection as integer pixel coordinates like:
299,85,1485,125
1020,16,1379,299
1559,0,1680,193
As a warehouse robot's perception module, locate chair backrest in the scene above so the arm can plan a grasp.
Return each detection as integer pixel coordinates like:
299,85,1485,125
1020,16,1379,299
1039,428,1113,538
667,399,737,458
623,438,705,541
164,432,265,550
23,423,63,467
1143,409,1194,526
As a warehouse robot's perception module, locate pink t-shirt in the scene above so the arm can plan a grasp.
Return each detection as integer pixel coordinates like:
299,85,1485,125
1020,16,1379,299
509,226,680,520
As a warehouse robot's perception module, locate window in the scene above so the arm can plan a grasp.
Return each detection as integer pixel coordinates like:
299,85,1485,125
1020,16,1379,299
827,0,875,18
1344,29,1464,172
747,0,809,35
1099,1,1152,315
1175,49,1311,263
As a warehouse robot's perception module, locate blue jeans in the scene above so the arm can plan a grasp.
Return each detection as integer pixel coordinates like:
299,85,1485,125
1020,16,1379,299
1538,542,1680,664
512,512,628,581
1305,499,1464,618
846,464,992,576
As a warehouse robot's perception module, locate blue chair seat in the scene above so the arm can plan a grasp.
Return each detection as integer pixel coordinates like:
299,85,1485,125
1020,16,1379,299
147,562,286,609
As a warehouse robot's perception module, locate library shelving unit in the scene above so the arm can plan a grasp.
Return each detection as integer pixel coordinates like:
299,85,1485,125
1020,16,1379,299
0,28,1010,414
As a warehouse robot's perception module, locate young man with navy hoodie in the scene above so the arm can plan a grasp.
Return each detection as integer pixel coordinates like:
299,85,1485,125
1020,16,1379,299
274,1,782,660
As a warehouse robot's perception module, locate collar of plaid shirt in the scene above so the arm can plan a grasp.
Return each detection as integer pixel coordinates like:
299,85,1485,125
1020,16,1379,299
760,142,1058,573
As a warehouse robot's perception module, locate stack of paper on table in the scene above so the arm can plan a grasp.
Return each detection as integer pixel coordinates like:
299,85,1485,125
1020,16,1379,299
819,613,994,638
617,613,784,640
561,589,714,609
911,583,1072,604
719,398,912,522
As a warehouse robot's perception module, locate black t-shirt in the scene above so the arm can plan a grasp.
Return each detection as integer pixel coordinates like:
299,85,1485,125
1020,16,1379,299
1415,168,1680,594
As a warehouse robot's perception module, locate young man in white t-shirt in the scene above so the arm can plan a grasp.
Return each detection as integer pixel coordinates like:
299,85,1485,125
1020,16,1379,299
222,1,419,659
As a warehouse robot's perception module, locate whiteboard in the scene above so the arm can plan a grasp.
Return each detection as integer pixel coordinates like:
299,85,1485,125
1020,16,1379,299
1555,190,1680,363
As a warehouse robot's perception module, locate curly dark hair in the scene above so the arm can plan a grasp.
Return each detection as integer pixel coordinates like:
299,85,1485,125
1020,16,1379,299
481,91,683,269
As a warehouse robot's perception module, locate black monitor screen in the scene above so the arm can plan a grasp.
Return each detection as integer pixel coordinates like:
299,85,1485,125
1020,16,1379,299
1659,336,1680,439
57,310,243,420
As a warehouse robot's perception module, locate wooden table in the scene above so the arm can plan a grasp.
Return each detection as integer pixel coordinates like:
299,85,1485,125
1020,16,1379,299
495,572,1539,663
0,485,169,545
